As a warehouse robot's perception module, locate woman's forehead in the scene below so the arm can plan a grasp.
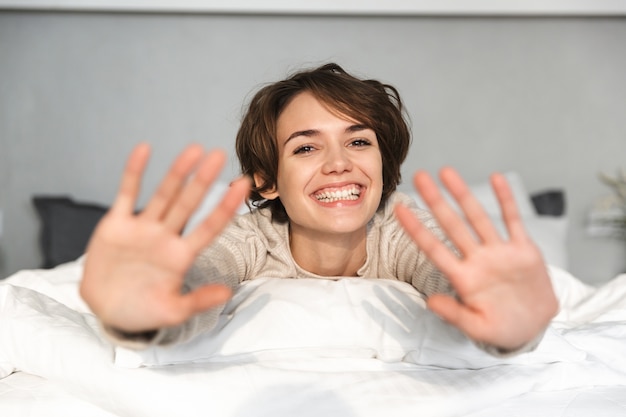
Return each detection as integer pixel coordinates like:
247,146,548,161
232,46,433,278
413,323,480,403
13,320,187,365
278,92,365,129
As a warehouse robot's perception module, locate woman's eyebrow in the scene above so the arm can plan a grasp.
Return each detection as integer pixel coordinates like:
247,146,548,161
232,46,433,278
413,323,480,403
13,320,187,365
346,124,369,133
284,129,318,145
283,124,370,145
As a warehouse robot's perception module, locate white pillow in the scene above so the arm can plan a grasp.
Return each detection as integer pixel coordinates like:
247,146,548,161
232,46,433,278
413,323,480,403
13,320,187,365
115,278,585,369
525,216,569,270
183,182,248,235
489,215,569,270
0,361,14,379
407,171,569,270
408,171,536,218
0,284,110,380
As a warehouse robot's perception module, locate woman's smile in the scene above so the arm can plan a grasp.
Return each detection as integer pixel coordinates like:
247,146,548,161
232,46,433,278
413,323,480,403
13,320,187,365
312,183,363,205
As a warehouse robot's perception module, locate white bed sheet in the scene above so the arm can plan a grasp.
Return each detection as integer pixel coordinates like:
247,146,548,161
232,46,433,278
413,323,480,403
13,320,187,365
468,386,626,416
1,259,626,417
3,368,625,417
0,371,118,417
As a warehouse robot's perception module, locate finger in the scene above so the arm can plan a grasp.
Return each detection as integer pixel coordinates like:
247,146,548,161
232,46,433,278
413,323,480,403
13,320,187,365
157,284,233,328
141,144,205,221
439,168,502,244
185,176,251,251
414,171,477,255
163,150,227,232
177,284,233,317
394,203,462,280
111,143,151,215
490,173,527,241
427,294,484,340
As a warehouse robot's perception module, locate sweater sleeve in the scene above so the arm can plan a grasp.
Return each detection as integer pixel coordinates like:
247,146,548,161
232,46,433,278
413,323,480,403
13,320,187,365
384,194,455,297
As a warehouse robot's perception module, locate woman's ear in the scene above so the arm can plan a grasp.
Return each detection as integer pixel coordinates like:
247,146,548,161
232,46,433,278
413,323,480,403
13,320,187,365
253,173,279,199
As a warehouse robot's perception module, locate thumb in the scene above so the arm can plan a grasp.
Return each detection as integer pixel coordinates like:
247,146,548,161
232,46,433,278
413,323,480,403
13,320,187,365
427,294,490,343
427,294,467,328
180,284,233,316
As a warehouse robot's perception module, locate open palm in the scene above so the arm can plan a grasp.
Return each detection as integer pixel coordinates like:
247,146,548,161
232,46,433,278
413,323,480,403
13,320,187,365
395,168,558,351
80,144,250,334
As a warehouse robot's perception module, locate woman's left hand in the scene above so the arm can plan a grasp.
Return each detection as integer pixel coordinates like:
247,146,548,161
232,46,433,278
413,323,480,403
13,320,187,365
394,168,559,351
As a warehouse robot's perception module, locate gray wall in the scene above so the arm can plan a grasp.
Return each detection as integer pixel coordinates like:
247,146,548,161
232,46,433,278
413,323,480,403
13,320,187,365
1,11,625,284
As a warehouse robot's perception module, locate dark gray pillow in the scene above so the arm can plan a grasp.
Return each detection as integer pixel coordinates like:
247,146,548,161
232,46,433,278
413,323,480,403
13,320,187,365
530,190,566,217
32,196,108,268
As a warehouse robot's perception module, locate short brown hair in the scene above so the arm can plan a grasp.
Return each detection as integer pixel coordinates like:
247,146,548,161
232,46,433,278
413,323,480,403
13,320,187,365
235,63,411,222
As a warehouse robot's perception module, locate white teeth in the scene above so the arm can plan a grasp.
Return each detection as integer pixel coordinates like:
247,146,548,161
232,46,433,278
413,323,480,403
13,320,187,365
315,186,361,203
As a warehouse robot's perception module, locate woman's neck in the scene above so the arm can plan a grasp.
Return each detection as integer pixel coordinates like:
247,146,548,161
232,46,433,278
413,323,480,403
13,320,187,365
288,227,367,277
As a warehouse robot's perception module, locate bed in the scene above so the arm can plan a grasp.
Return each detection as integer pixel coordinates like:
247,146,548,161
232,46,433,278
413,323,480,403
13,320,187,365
2,173,626,417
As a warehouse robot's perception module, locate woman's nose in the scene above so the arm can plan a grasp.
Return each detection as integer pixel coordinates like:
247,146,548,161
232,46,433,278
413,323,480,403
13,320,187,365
321,147,352,174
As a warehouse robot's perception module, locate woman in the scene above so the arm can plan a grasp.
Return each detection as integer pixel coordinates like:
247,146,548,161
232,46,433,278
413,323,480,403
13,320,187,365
80,63,557,354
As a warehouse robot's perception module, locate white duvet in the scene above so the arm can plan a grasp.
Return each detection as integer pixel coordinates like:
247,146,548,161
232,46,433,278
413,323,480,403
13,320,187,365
1,259,626,417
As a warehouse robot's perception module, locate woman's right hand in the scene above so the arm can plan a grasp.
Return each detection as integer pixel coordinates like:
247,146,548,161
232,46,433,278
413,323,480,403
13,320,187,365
80,143,250,333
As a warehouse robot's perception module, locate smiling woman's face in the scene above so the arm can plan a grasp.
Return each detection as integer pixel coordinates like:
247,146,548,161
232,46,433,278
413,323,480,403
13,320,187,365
257,91,383,242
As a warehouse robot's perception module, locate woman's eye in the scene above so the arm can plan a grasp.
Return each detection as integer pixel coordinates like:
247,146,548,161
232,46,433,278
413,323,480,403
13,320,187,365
350,139,371,147
293,145,315,155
